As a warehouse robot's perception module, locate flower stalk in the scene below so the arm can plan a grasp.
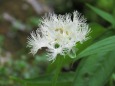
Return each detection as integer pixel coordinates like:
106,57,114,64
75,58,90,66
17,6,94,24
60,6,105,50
52,56,63,86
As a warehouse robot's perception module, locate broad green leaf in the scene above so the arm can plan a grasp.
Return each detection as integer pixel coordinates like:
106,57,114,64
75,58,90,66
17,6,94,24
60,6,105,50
12,72,74,86
87,4,115,26
77,35,115,58
73,51,115,86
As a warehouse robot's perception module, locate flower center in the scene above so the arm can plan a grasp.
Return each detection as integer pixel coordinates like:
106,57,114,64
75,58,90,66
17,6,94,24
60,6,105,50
55,28,69,35
55,28,63,34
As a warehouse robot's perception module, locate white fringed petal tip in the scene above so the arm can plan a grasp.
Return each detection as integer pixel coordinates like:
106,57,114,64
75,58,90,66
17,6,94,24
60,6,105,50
27,11,90,61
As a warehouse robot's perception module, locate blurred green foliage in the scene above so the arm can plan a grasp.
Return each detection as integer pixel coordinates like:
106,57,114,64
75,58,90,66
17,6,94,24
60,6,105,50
0,35,4,47
0,0,115,86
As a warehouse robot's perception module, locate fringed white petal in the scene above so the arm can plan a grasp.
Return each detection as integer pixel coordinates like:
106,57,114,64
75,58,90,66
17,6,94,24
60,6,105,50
27,11,90,61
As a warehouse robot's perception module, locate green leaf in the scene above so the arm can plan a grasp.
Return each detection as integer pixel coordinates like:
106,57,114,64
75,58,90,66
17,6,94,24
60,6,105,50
12,72,74,86
73,51,115,86
87,4,115,26
77,35,115,58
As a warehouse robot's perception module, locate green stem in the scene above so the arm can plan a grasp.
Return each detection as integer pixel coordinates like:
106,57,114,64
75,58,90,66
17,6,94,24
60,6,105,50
52,56,63,86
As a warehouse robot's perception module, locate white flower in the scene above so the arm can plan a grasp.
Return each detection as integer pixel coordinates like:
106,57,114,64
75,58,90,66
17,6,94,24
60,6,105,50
27,11,90,61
